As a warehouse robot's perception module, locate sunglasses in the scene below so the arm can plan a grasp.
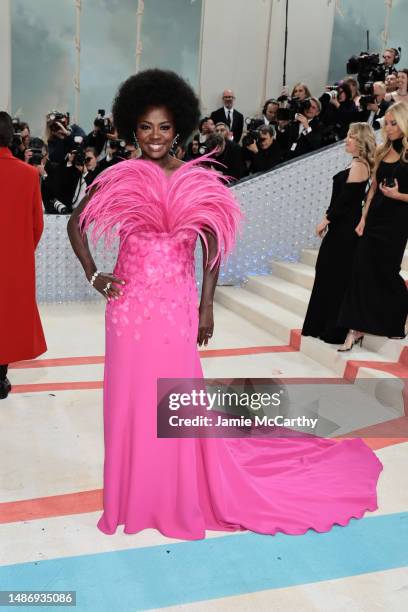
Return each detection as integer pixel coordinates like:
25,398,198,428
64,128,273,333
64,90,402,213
85,157,94,162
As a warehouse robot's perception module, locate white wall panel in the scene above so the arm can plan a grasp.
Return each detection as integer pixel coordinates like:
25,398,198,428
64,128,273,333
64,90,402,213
0,0,11,112
199,0,336,120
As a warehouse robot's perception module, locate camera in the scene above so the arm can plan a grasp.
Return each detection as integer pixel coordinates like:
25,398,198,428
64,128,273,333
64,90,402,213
47,110,70,134
67,136,86,166
359,82,376,110
245,116,260,132
27,137,45,166
242,130,260,148
50,198,68,215
109,138,133,163
276,95,312,121
10,117,24,151
94,109,113,135
347,52,380,88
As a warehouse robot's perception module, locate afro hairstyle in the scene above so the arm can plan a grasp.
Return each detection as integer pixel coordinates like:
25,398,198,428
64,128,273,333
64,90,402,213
112,68,201,144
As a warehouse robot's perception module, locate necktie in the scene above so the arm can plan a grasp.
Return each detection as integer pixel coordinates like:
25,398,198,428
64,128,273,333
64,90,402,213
227,110,231,127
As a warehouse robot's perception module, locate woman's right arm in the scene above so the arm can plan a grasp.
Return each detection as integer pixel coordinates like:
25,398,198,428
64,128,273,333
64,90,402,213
67,191,125,298
67,191,97,281
355,174,377,236
362,176,377,219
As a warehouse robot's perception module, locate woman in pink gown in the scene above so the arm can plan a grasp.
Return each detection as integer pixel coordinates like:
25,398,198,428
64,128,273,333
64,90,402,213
68,69,382,540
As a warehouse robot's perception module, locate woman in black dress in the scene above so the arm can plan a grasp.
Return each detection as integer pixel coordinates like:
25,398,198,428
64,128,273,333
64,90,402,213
302,123,375,343
338,102,408,349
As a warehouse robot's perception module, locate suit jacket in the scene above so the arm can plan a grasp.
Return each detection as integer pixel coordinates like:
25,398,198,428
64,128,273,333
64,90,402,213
210,107,244,143
285,117,324,160
212,140,246,181
0,147,47,363
357,99,390,130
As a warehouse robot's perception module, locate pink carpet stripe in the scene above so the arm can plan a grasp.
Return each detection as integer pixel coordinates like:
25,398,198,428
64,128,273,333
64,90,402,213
0,433,401,527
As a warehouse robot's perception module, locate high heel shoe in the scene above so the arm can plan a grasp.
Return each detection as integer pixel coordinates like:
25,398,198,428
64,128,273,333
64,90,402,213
337,331,364,352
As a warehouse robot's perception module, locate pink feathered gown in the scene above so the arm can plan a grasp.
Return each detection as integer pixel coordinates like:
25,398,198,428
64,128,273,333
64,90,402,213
80,157,382,540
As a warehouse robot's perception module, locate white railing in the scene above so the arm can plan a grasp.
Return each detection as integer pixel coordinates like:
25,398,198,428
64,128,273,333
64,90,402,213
36,140,350,302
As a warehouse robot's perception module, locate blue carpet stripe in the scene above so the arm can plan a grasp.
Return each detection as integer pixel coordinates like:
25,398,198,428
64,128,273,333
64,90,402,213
0,512,407,611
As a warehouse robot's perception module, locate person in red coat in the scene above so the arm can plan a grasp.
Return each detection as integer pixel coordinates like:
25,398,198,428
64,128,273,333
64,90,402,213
0,112,47,399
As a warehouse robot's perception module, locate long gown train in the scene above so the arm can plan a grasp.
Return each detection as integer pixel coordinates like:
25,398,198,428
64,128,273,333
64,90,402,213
80,157,382,540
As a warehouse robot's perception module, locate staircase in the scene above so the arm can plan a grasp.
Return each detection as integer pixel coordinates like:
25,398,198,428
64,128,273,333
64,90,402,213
215,249,408,379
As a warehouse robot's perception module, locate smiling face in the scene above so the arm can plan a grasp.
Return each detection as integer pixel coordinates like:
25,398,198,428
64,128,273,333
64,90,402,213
397,71,408,92
385,73,398,92
384,112,404,141
135,106,176,161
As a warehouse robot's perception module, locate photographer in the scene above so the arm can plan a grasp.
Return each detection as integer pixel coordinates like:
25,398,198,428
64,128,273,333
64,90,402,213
23,139,64,214
284,97,324,160
85,109,115,157
371,48,399,83
69,147,102,210
244,124,283,175
319,82,358,142
358,81,390,129
280,82,313,101
98,138,137,172
46,111,86,165
346,48,400,91
10,120,31,160
249,99,279,130
205,126,245,181
344,77,361,106
274,85,315,149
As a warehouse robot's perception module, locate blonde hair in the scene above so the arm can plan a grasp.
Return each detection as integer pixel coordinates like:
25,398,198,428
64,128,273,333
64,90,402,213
377,101,408,166
347,122,377,171
291,82,312,98
373,81,386,94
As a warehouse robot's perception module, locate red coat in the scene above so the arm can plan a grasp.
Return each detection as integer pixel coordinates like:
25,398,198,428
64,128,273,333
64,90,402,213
0,147,47,363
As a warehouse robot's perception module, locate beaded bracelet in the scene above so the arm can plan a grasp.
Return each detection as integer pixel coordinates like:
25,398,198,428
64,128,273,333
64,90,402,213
90,270,101,286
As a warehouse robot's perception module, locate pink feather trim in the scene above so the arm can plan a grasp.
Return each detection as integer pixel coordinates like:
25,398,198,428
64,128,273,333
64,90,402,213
79,154,244,269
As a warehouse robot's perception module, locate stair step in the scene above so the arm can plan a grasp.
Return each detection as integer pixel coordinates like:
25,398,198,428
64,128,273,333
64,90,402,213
214,286,303,343
299,334,406,378
270,261,315,290
300,249,318,267
301,248,408,274
244,275,311,317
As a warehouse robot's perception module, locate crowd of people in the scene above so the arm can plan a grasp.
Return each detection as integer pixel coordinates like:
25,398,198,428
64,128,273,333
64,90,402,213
8,47,408,213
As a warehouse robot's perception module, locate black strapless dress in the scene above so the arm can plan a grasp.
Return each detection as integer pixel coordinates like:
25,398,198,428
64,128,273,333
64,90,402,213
338,160,408,337
302,168,368,344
